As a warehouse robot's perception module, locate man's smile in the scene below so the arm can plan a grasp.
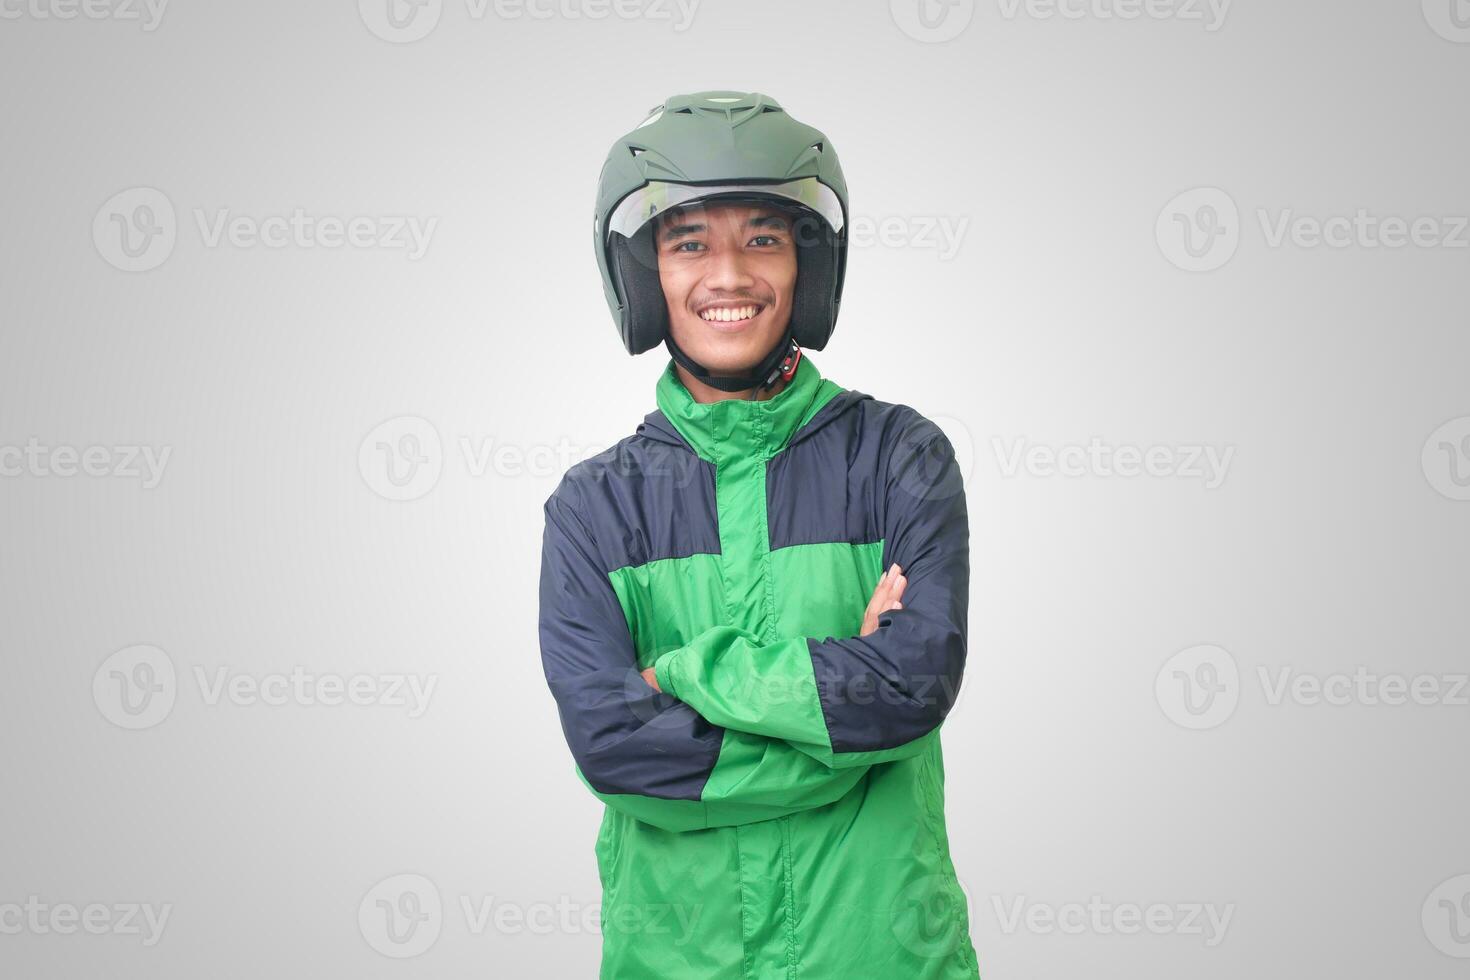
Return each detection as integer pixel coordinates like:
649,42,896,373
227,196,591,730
695,301,765,329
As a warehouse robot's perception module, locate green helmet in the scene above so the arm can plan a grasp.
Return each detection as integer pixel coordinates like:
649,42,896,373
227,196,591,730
593,91,849,390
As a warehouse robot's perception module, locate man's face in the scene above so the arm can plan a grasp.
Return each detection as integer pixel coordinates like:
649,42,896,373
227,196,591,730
654,201,798,375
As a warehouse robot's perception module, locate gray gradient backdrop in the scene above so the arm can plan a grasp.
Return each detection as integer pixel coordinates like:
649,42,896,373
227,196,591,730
2,1,1468,977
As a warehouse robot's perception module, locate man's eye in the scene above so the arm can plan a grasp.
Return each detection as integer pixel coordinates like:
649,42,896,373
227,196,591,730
673,241,705,252
750,235,783,247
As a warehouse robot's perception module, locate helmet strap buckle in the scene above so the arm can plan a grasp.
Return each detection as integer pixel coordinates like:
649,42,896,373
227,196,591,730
777,341,802,383
759,337,801,391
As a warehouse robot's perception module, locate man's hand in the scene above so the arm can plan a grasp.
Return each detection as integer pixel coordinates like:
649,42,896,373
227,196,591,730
641,667,660,692
861,563,906,637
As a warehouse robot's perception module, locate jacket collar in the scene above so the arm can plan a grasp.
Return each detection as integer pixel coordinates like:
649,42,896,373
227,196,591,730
636,355,862,462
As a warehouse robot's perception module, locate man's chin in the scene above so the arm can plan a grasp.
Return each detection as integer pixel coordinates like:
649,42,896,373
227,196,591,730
674,332,782,376
690,360,760,379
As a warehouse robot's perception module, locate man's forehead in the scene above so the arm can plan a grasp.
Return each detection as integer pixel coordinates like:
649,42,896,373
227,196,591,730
658,202,790,225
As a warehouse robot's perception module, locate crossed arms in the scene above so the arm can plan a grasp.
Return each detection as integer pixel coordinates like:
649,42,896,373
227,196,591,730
538,422,969,832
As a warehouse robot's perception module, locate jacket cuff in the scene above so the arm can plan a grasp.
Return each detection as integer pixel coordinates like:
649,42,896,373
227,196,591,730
653,650,681,699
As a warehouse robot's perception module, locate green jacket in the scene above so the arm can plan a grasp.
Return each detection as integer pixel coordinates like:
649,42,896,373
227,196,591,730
540,355,979,978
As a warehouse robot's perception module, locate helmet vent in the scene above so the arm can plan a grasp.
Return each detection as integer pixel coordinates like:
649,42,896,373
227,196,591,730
629,146,645,157
811,142,824,153
762,106,783,113
672,107,693,114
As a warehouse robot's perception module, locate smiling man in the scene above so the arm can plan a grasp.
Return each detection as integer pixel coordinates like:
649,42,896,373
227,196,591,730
539,91,979,978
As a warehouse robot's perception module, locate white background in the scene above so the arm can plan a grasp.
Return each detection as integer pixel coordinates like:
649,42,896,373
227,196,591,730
2,1,1468,976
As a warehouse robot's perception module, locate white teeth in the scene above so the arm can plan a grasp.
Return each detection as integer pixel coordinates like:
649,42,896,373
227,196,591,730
700,305,759,322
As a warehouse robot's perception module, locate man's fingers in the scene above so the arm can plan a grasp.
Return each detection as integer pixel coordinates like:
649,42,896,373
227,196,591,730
867,567,894,609
870,564,904,602
861,564,906,638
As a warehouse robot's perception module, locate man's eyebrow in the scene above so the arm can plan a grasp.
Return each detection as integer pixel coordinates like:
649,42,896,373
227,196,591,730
660,221,705,241
660,212,791,242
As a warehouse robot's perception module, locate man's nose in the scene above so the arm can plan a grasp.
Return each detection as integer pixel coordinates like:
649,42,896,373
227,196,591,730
702,245,756,292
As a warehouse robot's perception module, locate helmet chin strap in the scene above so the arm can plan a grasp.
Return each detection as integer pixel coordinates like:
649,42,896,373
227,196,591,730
664,327,800,396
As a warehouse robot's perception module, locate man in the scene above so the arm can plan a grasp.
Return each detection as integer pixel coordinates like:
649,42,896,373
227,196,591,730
540,91,979,978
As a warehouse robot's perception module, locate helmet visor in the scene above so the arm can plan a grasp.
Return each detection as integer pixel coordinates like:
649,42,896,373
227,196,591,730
606,177,845,242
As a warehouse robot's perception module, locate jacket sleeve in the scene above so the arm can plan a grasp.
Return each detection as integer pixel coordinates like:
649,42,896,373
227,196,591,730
539,477,870,833
651,423,968,770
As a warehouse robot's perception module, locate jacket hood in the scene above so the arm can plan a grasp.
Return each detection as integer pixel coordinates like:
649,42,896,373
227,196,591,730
635,355,871,461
